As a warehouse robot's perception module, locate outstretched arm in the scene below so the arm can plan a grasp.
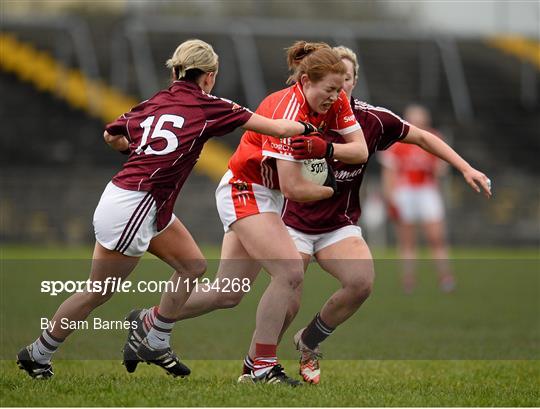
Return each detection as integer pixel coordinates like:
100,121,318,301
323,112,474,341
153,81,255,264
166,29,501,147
402,126,492,198
242,114,316,139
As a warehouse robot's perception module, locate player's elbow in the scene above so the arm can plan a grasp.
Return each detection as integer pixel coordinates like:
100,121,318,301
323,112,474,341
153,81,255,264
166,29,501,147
281,182,317,202
280,181,304,202
358,144,369,163
103,131,115,144
280,183,298,201
415,129,432,149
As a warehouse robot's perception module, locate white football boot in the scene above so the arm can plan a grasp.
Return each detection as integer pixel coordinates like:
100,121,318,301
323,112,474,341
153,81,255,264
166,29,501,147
293,328,322,384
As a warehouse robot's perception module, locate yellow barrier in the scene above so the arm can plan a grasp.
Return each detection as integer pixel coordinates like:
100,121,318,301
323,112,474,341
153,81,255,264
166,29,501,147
487,35,540,70
0,33,232,181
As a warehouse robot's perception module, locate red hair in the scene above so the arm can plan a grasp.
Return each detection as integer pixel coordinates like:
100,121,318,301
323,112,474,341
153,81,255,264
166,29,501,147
286,41,346,85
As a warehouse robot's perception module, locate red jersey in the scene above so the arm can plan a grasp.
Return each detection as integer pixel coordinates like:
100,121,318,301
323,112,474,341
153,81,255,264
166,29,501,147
282,98,409,234
381,135,441,186
105,80,252,230
227,83,361,189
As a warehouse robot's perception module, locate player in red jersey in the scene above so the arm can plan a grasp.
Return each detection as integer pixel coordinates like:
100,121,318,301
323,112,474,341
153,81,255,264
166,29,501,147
216,42,367,385
380,104,456,294
16,39,318,379
275,46,492,384
129,41,368,386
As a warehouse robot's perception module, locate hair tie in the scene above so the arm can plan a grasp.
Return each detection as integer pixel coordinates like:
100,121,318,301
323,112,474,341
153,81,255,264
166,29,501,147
177,65,186,78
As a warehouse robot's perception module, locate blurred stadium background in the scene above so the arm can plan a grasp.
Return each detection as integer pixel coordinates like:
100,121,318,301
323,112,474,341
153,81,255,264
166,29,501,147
1,0,539,249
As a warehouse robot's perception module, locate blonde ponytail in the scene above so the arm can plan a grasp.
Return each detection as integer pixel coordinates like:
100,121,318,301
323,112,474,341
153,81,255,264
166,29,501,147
166,39,219,80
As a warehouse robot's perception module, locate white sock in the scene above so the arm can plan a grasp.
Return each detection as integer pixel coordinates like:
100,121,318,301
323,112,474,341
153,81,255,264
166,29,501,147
31,330,63,364
145,311,174,350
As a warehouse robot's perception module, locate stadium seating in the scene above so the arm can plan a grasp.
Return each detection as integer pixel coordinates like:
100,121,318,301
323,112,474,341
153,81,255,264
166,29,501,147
1,19,538,246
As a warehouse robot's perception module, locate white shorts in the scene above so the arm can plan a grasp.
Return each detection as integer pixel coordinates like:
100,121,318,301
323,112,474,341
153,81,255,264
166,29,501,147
393,185,444,223
286,225,363,256
216,170,284,232
93,182,175,257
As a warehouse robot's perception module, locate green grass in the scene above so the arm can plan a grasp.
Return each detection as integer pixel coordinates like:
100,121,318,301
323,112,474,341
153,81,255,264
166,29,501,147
1,360,538,406
1,246,539,406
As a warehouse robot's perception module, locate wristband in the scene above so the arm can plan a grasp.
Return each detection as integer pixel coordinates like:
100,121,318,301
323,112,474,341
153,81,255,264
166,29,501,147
325,143,334,159
120,149,130,155
298,121,317,135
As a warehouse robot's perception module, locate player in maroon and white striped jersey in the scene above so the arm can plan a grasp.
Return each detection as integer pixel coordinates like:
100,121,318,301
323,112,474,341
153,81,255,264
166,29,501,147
16,39,319,380
279,46,492,384
123,41,368,386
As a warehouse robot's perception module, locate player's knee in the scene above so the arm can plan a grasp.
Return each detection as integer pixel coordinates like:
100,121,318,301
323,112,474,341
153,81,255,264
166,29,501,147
181,259,207,280
286,269,304,290
215,290,244,309
345,275,373,304
81,289,114,308
270,265,304,291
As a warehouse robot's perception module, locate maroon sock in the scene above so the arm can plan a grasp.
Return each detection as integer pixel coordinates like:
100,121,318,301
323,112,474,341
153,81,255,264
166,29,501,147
301,312,334,350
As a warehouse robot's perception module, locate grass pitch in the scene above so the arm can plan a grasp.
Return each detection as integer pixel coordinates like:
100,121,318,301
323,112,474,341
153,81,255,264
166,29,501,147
1,245,538,406
1,360,538,407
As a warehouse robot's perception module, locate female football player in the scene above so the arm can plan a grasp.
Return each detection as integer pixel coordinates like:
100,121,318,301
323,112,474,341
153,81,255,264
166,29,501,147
381,104,455,293
127,41,368,385
275,46,492,384
16,39,320,379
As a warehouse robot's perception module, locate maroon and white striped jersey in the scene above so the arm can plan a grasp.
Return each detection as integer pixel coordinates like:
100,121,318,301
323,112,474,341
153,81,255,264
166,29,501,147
105,79,252,230
282,98,410,234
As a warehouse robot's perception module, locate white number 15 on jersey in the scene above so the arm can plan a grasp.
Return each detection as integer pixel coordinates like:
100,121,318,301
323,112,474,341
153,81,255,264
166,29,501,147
136,114,184,156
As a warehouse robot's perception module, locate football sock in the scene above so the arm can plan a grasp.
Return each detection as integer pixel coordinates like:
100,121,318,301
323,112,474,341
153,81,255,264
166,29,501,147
252,343,277,377
31,329,63,364
302,312,335,350
242,355,254,375
145,310,175,350
142,306,158,333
